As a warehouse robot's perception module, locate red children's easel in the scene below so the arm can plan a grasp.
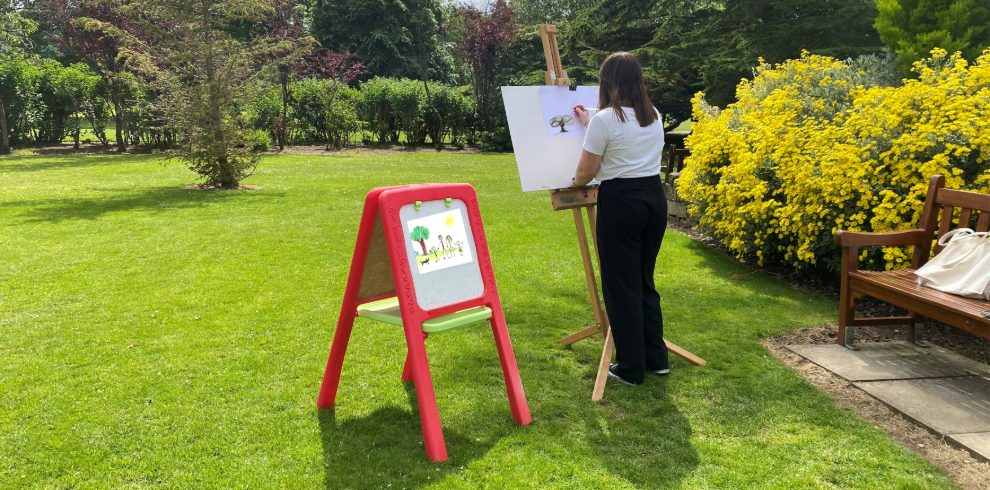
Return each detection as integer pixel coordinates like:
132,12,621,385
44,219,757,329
316,183,532,462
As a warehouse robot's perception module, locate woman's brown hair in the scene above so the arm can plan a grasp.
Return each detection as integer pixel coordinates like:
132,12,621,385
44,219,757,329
597,52,658,127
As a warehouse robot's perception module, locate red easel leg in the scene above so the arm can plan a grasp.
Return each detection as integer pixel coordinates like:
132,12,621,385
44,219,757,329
401,354,413,383
489,308,532,426
403,324,447,462
400,333,427,383
316,309,357,409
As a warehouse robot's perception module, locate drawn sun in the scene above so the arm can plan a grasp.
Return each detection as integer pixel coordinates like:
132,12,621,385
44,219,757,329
445,215,456,227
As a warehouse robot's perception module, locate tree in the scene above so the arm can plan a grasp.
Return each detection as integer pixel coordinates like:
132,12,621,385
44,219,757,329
453,0,517,132
258,0,364,150
43,0,153,152
1,1,37,56
508,0,595,25
57,62,101,149
144,0,272,188
0,1,36,154
549,114,573,133
411,225,430,254
0,57,31,154
311,0,454,80
876,0,990,73
563,0,884,121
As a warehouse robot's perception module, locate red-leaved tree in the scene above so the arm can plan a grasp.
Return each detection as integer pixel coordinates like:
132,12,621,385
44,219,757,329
44,0,154,152
259,0,364,149
454,0,516,132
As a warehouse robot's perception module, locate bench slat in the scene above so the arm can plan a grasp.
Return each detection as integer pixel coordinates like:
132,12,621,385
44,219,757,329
977,211,989,232
938,188,990,212
959,208,972,229
856,269,988,308
851,269,990,323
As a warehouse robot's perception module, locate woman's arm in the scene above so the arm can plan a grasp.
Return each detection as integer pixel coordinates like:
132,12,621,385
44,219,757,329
572,150,602,187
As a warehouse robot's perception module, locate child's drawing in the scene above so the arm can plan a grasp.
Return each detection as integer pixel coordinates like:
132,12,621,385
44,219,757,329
408,209,474,274
539,85,597,138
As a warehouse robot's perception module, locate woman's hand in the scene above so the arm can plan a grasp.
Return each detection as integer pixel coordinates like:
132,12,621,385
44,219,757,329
573,104,591,128
572,150,602,187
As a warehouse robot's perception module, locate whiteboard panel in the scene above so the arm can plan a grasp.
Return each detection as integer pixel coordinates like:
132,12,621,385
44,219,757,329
400,199,485,311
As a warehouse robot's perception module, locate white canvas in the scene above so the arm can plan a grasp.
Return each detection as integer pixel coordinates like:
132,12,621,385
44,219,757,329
406,208,474,274
502,85,599,192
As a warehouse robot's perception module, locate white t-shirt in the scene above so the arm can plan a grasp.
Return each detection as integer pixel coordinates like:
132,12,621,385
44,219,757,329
582,107,664,181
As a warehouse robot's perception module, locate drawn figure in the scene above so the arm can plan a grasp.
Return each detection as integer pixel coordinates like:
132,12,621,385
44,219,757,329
411,226,430,255
438,236,446,252
445,235,453,249
549,114,574,133
420,256,431,266
455,241,464,255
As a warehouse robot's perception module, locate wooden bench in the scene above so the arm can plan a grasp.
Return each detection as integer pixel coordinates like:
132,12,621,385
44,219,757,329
834,175,990,349
662,144,690,185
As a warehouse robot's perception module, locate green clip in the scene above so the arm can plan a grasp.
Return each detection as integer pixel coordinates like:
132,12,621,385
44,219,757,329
414,201,422,211
444,198,452,208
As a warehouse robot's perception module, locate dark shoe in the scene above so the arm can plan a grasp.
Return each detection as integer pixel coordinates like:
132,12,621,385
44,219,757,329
651,367,670,376
608,364,641,385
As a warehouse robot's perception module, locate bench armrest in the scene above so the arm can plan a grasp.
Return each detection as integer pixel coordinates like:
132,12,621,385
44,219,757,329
834,229,926,248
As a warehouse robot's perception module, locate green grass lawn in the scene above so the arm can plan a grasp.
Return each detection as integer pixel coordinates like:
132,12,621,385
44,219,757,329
0,151,955,488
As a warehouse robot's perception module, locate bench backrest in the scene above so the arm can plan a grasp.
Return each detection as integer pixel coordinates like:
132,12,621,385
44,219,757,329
912,175,990,267
663,145,690,184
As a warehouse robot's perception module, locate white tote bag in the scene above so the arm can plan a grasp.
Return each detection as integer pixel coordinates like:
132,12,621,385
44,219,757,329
915,228,990,299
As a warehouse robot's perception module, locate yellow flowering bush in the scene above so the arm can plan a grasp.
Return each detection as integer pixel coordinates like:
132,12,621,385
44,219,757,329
679,49,990,272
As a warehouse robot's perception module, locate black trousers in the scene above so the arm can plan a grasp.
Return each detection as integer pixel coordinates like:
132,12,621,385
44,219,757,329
597,175,668,384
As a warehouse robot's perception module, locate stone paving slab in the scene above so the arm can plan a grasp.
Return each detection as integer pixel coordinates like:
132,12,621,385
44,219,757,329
853,376,990,435
947,432,990,461
785,342,990,382
786,341,990,462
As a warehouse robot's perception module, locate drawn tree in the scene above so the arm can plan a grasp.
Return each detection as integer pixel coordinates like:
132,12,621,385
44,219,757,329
411,226,431,255
550,114,574,133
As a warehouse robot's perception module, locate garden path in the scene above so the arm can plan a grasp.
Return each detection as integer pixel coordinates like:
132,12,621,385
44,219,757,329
787,342,990,462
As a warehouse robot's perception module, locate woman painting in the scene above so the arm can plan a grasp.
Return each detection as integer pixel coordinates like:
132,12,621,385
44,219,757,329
571,52,669,385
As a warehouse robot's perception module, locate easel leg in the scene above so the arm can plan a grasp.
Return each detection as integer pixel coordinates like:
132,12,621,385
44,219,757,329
591,326,615,401
317,309,358,409
557,206,607,346
400,333,428,383
664,340,706,366
557,325,601,346
489,308,532,426
403,324,447,462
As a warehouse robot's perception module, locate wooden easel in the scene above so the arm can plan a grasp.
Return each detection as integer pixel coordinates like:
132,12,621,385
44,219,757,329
540,24,705,401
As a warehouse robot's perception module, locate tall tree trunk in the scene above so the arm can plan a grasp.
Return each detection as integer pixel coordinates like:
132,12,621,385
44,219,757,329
203,1,234,188
0,97,9,155
112,88,126,153
72,100,81,149
278,65,288,151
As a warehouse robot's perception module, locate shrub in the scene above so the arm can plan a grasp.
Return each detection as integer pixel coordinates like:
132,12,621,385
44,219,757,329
248,88,281,142
325,86,361,149
247,129,270,152
679,49,990,272
359,77,400,145
423,83,475,146
476,126,512,152
291,78,332,144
